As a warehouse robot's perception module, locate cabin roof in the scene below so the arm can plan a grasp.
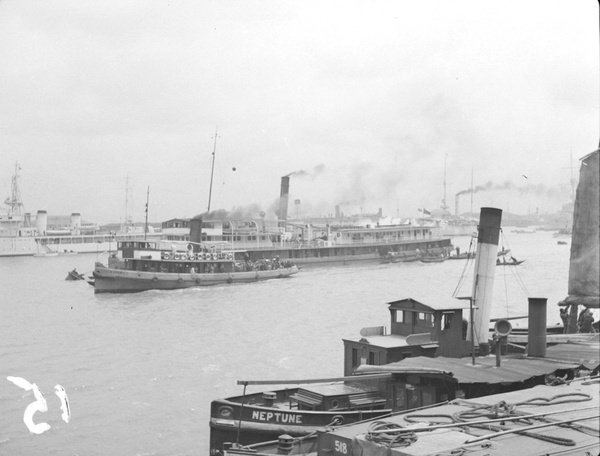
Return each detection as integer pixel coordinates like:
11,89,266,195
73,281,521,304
545,341,600,371
355,355,581,384
342,334,410,348
162,218,190,224
387,297,473,312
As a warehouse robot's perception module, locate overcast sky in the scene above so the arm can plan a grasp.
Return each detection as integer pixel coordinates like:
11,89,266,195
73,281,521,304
1,0,598,225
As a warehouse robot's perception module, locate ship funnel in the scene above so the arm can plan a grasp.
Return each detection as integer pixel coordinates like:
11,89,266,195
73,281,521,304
71,212,81,234
189,216,203,252
527,297,547,357
36,210,47,235
468,207,502,350
278,176,290,228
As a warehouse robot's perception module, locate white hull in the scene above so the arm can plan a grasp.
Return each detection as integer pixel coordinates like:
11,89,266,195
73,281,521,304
0,233,162,257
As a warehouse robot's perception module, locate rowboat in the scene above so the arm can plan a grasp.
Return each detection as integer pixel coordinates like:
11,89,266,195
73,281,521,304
65,268,86,281
496,256,525,266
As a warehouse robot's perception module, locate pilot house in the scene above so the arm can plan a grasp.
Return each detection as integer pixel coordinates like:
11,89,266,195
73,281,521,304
343,297,473,375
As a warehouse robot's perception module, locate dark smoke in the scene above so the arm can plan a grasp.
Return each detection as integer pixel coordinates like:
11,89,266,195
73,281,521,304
456,180,564,199
195,203,266,220
285,164,325,179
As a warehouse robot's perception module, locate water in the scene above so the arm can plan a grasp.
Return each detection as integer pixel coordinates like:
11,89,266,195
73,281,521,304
0,230,578,455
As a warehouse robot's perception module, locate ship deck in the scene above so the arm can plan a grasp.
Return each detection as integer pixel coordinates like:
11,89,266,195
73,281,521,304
321,378,599,456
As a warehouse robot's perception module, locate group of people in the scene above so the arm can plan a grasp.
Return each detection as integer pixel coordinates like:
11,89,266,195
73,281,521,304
234,255,294,272
559,307,596,333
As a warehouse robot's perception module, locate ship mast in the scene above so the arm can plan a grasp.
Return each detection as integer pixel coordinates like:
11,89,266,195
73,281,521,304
207,126,218,213
5,162,24,217
123,176,133,231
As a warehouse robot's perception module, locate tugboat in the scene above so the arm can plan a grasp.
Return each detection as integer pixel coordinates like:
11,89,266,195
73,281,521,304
92,239,297,293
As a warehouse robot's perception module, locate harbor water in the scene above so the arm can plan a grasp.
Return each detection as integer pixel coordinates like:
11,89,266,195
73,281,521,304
0,230,581,455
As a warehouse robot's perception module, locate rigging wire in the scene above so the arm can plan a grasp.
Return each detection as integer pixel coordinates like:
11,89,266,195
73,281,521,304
500,230,530,296
452,235,476,298
497,230,531,318
500,230,511,318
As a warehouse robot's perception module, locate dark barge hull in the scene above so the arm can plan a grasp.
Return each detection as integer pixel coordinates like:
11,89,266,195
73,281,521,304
209,393,389,453
242,238,453,266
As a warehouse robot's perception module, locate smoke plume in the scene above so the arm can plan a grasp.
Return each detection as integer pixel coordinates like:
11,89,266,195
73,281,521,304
456,180,563,199
285,164,325,179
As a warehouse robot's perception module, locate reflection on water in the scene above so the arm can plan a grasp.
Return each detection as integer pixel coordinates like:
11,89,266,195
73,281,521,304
0,231,573,454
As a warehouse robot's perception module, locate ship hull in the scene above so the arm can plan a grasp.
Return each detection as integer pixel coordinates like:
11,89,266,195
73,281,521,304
209,394,389,453
241,238,453,266
0,233,162,257
93,264,299,293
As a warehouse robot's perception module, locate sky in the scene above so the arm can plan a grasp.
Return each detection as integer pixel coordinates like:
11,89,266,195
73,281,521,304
0,0,598,225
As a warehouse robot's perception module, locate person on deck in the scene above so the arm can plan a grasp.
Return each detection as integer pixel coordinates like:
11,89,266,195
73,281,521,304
559,307,569,333
578,309,595,333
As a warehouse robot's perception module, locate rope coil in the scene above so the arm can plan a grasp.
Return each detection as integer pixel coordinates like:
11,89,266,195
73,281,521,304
364,421,418,448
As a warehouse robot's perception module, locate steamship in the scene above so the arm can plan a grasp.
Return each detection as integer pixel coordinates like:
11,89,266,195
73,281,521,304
162,177,454,266
0,209,161,258
92,239,298,293
0,164,162,257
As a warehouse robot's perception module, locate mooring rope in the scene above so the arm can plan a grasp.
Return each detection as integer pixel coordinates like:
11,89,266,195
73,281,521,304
402,395,594,448
364,421,418,448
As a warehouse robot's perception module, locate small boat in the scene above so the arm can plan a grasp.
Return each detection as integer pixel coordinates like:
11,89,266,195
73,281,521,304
497,247,510,256
92,240,298,293
65,268,86,281
380,252,420,263
419,256,446,263
557,240,568,245
447,246,475,260
496,256,525,266
447,252,474,260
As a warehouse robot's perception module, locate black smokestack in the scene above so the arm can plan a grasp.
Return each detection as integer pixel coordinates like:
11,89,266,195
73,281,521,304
279,176,290,228
189,216,203,252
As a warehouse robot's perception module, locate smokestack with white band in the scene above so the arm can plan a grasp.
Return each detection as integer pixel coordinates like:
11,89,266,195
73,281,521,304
468,207,502,348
